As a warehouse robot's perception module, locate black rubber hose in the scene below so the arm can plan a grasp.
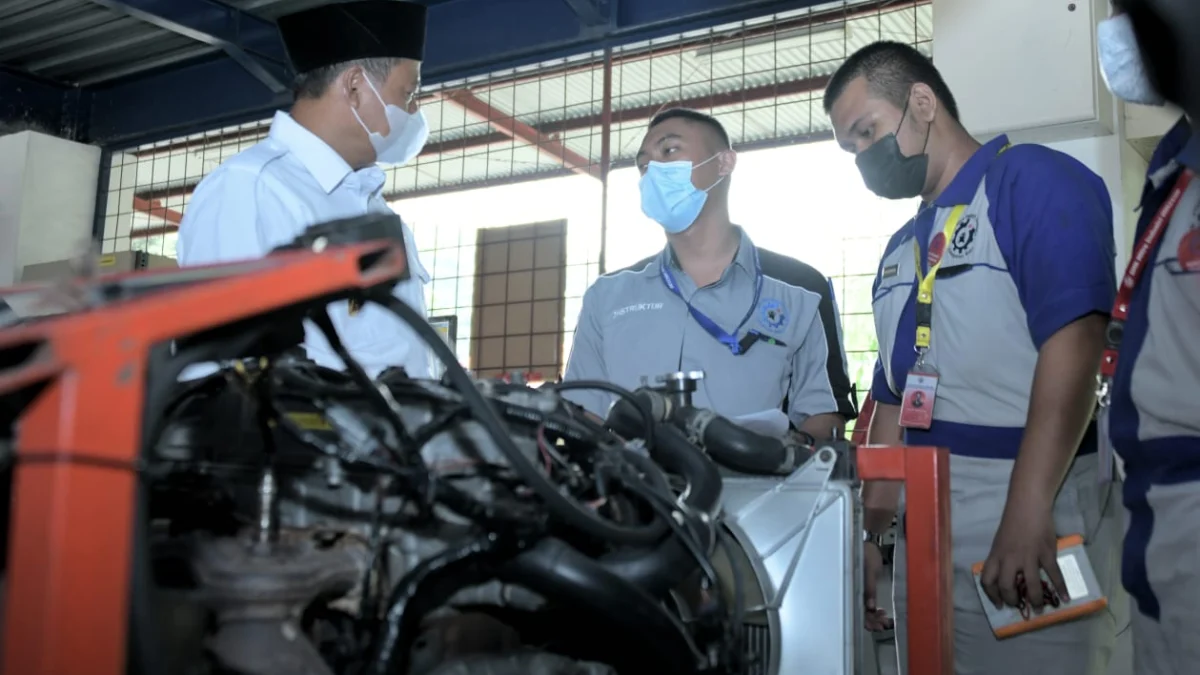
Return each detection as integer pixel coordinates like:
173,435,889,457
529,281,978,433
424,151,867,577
376,295,665,546
597,423,722,596
547,379,655,448
606,390,672,434
366,538,501,675
610,392,805,476
675,407,806,475
644,423,722,519
497,538,703,675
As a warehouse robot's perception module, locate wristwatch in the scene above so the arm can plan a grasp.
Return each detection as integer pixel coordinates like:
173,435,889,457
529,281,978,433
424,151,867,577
863,531,885,548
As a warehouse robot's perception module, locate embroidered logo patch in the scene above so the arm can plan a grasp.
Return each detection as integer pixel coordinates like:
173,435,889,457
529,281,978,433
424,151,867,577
949,214,978,257
759,299,787,332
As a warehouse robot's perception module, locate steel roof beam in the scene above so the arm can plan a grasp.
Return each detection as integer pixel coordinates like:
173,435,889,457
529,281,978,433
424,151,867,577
442,89,600,178
85,0,832,148
84,0,290,93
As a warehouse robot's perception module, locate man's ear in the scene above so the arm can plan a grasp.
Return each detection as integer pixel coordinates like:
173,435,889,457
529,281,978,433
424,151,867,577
718,149,738,176
909,83,939,124
342,66,367,109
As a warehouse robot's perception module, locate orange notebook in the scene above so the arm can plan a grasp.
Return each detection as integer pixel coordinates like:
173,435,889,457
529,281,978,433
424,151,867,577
970,534,1108,639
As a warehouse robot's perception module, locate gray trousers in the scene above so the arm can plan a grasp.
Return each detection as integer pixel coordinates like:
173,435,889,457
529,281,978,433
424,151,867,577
1127,481,1200,675
893,454,1128,675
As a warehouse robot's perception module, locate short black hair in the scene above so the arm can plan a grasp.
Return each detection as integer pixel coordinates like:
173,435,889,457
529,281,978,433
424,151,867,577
823,41,960,122
648,108,732,150
293,57,402,100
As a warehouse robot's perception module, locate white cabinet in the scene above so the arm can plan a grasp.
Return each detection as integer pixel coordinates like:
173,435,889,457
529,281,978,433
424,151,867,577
933,0,1114,142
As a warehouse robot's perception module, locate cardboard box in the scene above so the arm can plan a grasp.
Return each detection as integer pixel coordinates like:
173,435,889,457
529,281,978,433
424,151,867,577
20,251,178,283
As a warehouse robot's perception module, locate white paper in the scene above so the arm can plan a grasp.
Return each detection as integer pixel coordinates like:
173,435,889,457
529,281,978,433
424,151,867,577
728,409,790,439
1057,551,1089,600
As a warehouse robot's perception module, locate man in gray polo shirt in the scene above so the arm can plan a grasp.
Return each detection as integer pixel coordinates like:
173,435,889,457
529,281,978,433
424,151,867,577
563,109,857,439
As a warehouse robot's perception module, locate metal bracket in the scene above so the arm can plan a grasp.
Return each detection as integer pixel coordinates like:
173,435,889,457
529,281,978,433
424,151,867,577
561,0,615,39
561,0,609,25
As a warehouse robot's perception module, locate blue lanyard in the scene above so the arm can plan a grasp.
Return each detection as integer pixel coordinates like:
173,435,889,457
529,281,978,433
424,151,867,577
659,248,764,356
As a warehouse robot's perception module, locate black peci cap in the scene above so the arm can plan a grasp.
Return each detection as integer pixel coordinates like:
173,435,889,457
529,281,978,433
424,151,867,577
278,0,428,74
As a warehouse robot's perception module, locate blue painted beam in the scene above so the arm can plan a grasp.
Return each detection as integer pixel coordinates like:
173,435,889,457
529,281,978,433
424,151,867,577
0,68,72,136
85,0,290,92
87,56,291,147
86,0,827,148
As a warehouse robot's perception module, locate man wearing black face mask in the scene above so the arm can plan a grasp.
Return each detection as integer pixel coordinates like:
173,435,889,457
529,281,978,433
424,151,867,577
824,42,1124,674
1097,2,1200,673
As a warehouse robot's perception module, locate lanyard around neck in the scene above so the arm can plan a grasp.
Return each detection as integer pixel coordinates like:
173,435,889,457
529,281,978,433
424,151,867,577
911,204,967,354
1097,168,1195,404
660,247,764,356
910,142,1011,357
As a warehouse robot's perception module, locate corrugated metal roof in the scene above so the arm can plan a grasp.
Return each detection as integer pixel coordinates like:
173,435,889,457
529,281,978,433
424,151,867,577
0,0,329,86
125,1,930,210
0,0,202,85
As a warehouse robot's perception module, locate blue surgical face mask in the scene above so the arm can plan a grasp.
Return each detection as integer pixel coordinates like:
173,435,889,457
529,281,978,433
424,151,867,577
639,154,725,234
1098,14,1165,106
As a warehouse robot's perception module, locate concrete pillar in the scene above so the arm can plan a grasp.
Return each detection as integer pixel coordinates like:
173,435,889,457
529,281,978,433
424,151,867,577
0,131,101,285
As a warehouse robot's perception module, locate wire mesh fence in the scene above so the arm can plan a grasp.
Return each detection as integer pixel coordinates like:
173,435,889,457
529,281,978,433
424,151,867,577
98,0,932,395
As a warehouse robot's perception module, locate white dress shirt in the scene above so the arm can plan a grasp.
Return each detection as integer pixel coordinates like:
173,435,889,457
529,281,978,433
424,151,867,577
177,111,431,378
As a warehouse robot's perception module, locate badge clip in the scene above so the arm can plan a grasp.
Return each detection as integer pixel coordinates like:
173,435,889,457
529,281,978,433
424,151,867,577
899,352,939,430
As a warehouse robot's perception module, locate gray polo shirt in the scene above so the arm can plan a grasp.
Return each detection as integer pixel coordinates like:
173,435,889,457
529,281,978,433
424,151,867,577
563,229,857,426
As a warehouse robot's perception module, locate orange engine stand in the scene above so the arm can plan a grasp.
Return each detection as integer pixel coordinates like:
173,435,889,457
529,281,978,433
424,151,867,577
856,442,954,675
0,242,953,675
0,240,409,675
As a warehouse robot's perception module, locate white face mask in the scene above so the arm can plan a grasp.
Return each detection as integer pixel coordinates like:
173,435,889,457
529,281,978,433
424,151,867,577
351,76,430,166
1097,14,1165,106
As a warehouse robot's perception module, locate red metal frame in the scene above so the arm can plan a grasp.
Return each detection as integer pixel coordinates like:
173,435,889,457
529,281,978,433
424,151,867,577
0,241,408,675
855,391,954,675
0,252,951,675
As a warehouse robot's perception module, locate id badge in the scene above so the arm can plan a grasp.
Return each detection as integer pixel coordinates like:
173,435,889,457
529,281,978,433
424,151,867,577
1097,407,1114,485
899,366,939,430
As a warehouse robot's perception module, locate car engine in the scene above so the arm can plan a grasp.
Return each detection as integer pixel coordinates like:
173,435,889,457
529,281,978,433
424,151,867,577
138,298,744,675
0,214,867,675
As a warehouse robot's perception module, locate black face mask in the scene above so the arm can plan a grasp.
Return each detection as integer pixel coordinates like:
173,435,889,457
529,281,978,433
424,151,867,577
854,103,931,200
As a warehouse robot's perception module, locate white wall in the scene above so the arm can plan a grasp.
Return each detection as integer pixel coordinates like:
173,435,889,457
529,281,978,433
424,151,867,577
933,0,1175,266
0,131,101,285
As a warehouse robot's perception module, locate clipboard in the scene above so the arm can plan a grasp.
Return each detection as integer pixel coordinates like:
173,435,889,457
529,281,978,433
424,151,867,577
971,534,1108,639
